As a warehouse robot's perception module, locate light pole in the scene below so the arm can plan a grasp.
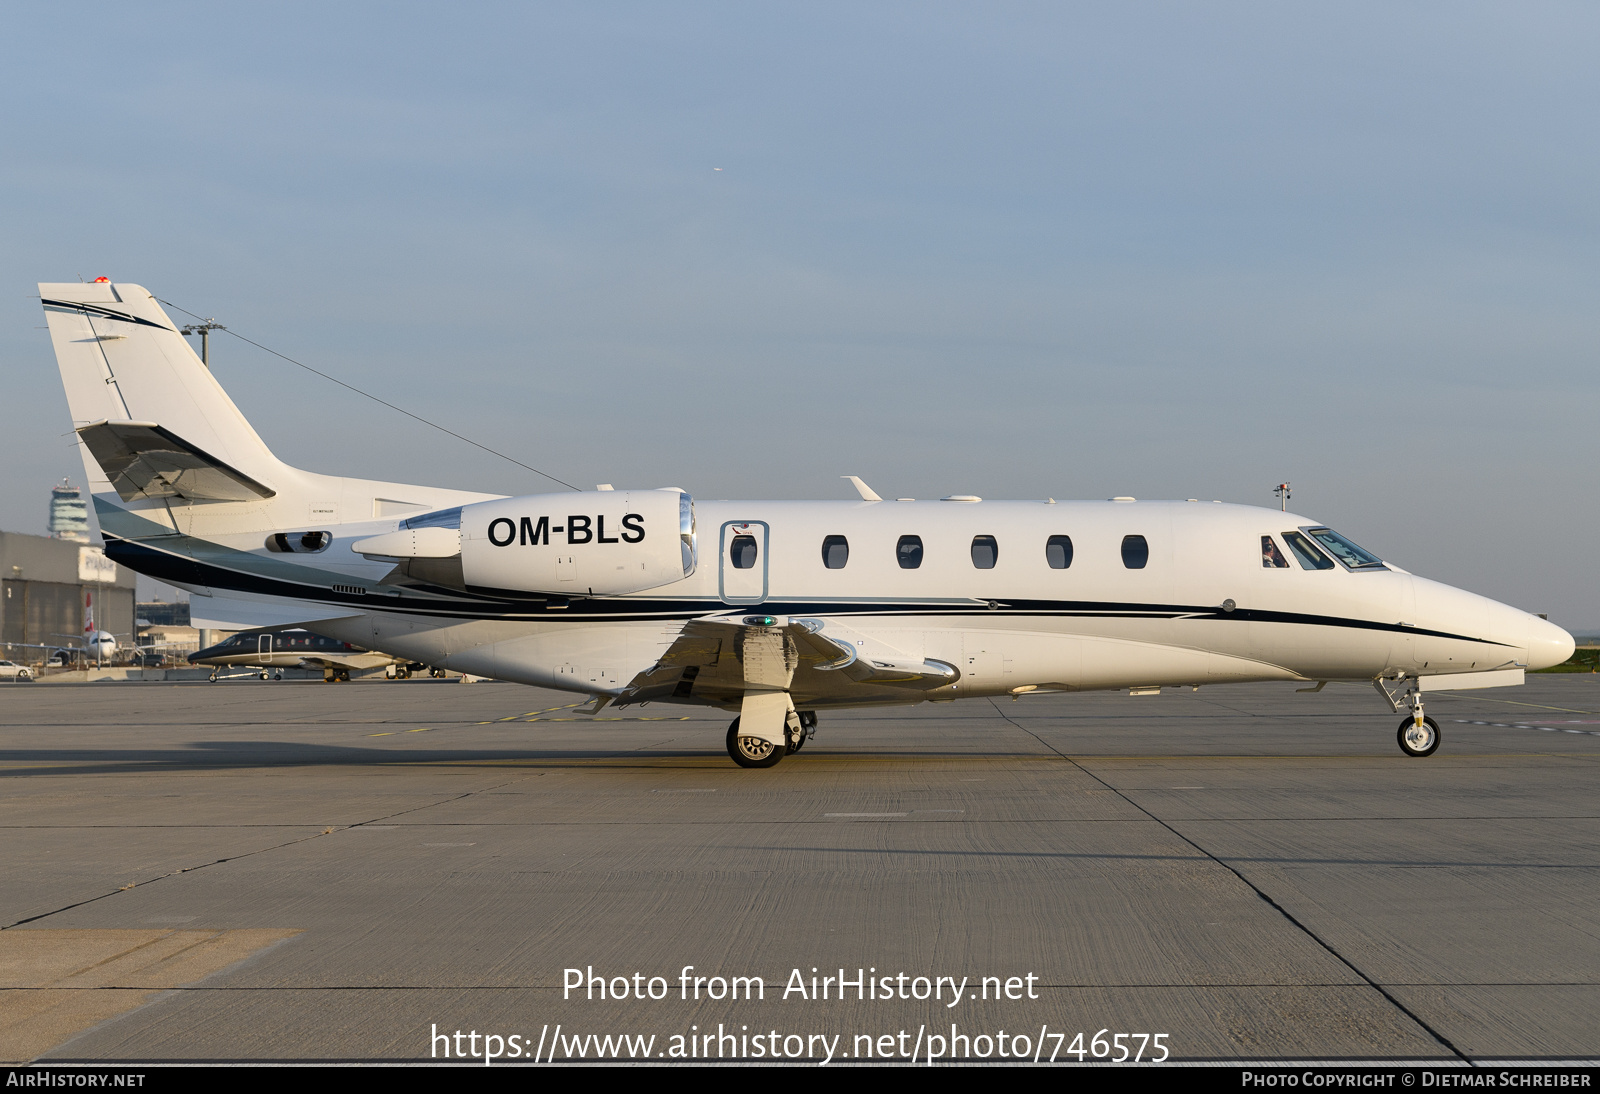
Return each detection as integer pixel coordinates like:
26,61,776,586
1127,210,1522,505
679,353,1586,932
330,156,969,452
180,320,226,366
1274,482,1291,512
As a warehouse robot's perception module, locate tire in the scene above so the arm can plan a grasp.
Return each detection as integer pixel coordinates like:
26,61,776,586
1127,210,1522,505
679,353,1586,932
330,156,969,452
1397,715,1441,757
726,717,784,768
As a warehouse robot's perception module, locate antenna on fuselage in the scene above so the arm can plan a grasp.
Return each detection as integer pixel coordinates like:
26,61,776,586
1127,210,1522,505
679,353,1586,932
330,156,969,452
1274,482,1291,511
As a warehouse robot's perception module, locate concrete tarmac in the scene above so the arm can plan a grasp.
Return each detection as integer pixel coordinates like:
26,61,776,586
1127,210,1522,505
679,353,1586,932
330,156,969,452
1,675,1597,1064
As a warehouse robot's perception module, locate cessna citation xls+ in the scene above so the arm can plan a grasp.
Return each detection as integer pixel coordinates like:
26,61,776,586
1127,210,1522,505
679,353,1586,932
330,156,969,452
39,281,1573,766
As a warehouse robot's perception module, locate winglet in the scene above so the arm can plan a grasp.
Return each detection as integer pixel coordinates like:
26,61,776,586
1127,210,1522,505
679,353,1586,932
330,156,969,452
841,476,882,502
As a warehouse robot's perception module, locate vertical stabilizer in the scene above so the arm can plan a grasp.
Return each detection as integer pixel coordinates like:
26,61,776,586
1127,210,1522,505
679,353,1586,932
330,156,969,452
39,282,283,496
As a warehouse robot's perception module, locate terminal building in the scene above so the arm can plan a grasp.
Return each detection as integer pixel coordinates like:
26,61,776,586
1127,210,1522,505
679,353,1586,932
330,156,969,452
0,530,136,661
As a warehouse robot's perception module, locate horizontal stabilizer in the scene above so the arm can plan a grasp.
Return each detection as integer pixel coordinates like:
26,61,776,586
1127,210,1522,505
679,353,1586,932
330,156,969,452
77,420,276,503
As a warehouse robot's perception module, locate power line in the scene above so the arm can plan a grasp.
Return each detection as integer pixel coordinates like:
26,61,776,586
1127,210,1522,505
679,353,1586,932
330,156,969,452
158,297,580,491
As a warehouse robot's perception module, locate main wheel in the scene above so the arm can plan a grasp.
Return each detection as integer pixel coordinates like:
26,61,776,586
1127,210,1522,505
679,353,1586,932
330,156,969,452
1397,715,1441,757
726,717,784,768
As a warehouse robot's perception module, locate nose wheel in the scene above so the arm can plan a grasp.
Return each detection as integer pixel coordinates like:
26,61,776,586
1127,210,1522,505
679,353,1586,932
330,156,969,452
1398,714,1441,757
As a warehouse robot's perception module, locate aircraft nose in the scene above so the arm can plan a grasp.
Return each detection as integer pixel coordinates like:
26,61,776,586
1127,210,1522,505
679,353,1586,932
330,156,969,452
1528,616,1575,672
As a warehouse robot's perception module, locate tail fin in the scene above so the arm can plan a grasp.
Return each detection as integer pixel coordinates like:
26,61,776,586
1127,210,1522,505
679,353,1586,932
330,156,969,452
40,282,283,495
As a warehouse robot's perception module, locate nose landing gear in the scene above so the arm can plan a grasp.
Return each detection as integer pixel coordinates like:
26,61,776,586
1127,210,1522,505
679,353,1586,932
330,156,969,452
1377,676,1441,757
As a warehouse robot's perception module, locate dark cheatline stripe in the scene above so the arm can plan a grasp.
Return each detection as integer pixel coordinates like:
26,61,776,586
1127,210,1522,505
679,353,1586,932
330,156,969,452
102,534,1510,646
42,299,176,332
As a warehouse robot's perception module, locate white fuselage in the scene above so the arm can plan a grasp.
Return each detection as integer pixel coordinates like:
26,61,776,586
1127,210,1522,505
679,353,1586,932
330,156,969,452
207,496,1563,709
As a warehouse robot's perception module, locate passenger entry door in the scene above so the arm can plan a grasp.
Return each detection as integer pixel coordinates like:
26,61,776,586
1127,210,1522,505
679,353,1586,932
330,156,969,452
258,634,274,663
719,521,769,604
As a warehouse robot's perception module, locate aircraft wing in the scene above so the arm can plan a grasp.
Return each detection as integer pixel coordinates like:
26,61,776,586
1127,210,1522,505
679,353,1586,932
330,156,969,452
76,419,276,503
614,614,958,708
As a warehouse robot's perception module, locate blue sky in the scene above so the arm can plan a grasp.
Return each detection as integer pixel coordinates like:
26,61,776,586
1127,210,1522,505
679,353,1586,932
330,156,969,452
2,3,1596,623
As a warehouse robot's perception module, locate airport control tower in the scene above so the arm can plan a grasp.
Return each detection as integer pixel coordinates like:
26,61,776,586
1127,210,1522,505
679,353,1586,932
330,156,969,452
48,478,89,543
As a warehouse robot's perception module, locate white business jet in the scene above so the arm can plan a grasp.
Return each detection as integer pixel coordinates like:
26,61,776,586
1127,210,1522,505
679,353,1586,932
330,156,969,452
39,281,1573,767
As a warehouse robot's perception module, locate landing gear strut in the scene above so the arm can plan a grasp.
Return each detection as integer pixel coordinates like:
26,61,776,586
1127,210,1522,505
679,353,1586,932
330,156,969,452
726,716,784,768
788,710,817,754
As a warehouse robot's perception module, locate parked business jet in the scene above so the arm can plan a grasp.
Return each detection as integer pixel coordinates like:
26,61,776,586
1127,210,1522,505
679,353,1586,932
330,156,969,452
188,628,432,682
38,281,1573,766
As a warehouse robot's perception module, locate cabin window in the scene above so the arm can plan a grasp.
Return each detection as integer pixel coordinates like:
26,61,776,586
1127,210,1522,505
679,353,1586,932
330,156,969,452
730,534,759,569
1121,534,1149,569
1045,535,1073,569
1283,531,1335,570
1306,527,1387,570
1261,535,1289,568
896,535,924,569
821,535,849,569
970,535,998,569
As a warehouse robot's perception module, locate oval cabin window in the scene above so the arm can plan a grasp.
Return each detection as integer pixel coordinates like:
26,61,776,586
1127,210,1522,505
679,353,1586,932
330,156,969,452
730,535,759,569
1045,535,1073,569
896,535,924,569
1121,534,1149,569
821,535,849,569
970,535,998,569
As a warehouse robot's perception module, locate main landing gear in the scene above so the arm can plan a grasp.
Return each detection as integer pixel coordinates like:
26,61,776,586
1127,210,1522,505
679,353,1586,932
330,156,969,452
1377,676,1440,757
725,710,817,768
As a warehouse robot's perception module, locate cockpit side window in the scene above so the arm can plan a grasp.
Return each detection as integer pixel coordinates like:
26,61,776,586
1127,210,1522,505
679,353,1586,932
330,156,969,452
1306,527,1387,570
1283,531,1335,570
1261,535,1289,568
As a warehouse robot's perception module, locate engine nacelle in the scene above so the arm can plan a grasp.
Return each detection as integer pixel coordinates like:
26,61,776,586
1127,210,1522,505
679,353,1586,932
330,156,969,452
462,489,694,596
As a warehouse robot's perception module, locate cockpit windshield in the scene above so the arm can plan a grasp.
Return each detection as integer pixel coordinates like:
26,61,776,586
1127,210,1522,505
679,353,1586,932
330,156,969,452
1305,527,1386,570
1282,531,1334,570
